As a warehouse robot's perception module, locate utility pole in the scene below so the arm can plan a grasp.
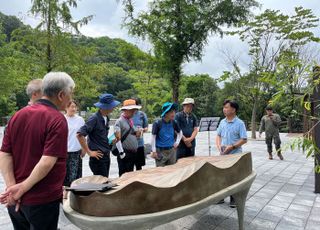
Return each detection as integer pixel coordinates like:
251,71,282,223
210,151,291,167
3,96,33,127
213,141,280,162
312,66,320,193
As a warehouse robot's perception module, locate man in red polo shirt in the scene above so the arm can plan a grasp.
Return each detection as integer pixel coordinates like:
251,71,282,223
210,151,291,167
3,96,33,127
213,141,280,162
0,72,75,230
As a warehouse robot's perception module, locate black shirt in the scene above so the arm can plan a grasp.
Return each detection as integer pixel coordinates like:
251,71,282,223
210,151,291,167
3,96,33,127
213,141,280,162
175,111,199,142
78,111,110,154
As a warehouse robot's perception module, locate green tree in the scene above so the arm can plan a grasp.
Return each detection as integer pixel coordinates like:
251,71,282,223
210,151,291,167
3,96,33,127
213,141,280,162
226,7,319,137
271,7,320,132
0,12,24,41
129,57,171,118
180,74,220,118
0,25,36,117
30,0,92,72
122,0,258,103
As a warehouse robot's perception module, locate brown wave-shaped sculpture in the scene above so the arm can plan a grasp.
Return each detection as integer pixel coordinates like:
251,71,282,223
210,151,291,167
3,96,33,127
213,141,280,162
69,152,253,217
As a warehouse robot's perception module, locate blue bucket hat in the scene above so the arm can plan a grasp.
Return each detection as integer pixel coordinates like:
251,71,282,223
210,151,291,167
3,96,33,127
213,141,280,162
161,102,178,117
94,93,120,110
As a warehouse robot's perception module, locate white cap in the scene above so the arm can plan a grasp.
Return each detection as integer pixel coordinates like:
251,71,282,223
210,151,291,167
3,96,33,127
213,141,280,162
182,98,195,105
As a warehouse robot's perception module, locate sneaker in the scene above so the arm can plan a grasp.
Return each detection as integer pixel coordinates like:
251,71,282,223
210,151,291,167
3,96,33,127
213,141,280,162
229,196,236,208
268,153,273,160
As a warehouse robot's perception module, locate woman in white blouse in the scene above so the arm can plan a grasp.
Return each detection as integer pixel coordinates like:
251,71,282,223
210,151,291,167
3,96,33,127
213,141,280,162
64,100,85,188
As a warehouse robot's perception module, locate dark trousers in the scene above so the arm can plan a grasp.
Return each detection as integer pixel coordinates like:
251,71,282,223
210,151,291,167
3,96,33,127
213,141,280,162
7,200,60,230
177,142,195,160
134,146,146,170
64,150,82,186
266,134,281,154
89,153,110,177
117,150,135,176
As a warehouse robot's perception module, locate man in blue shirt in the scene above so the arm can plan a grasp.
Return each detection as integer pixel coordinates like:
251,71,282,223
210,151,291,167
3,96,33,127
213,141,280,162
216,100,247,155
151,102,183,167
131,98,148,170
215,99,247,207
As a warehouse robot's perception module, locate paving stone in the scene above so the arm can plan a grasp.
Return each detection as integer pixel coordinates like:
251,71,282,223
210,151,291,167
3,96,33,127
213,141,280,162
292,198,315,207
308,213,320,222
310,207,320,215
0,224,13,230
190,214,224,229
249,217,278,230
279,215,307,228
288,204,312,213
153,223,181,230
0,212,11,226
295,194,316,201
277,191,296,198
217,216,241,230
269,199,292,209
247,196,270,206
285,209,310,220
304,220,320,230
280,184,301,194
275,223,304,230
257,205,286,222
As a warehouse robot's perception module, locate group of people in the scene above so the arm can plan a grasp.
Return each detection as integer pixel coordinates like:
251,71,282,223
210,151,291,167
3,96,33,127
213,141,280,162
0,72,284,229
75,94,200,178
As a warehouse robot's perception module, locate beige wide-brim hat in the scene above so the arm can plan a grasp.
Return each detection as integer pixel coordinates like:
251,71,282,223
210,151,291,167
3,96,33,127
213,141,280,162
182,98,195,105
120,99,142,110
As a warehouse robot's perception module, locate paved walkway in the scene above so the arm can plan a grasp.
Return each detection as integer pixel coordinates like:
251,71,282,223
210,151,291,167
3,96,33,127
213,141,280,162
0,128,319,229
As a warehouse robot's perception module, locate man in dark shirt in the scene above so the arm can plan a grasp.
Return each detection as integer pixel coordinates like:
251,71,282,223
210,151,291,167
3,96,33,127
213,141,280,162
0,72,75,230
77,93,120,177
175,98,199,159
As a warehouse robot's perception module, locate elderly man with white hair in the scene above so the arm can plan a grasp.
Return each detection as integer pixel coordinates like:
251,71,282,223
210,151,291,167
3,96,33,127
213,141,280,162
0,72,75,230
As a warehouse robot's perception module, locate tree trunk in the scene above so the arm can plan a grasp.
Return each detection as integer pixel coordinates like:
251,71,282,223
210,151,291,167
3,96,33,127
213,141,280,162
251,96,258,139
287,118,293,133
46,1,52,73
171,66,181,104
288,75,294,133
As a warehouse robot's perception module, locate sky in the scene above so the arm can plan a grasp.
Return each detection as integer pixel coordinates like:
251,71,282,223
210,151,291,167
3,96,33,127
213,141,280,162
1,0,319,78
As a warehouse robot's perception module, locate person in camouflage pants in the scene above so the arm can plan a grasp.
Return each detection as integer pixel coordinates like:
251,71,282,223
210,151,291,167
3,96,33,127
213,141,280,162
259,105,284,160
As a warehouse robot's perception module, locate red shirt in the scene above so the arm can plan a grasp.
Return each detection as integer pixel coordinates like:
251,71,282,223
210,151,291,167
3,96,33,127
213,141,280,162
1,99,68,205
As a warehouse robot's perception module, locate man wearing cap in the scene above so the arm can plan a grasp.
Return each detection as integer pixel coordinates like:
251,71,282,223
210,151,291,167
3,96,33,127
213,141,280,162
175,98,199,159
114,99,141,176
150,102,183,167
259,105,284,160
77,94,120,177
